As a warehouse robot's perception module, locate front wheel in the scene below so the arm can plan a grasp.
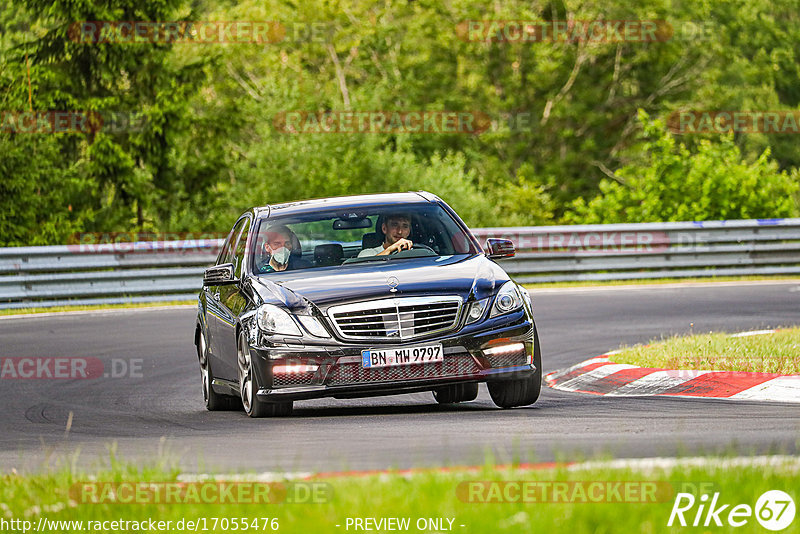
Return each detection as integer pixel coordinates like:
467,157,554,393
237,330,293,418
487,330,542,409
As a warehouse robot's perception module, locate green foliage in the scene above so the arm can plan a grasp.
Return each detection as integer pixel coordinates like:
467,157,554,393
565,111,800,223
190,134,552,230
0,135,90,245
2,0,800,244
0,0,223,244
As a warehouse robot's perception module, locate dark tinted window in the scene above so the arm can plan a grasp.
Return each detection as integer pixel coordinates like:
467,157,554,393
218,217,247,266
251,203,478,274
233,218,251,278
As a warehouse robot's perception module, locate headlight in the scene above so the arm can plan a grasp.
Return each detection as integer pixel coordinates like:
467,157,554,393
490,281,523,317
297,315,331,338
257,304,302,336
465,298,489,324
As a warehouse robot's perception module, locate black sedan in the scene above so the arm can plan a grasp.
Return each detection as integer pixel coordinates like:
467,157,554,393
195,192,541,417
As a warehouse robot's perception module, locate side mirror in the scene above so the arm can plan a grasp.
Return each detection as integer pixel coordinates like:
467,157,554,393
203,263,236,286
486,238,515,259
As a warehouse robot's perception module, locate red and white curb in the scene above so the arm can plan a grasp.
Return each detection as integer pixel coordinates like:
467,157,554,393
545,333,800,403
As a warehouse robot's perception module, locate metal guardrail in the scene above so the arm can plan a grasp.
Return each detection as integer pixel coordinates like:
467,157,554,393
473,218,800,283
1,218,799,309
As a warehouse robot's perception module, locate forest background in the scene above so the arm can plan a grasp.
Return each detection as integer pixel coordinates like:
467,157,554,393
1,0,799,245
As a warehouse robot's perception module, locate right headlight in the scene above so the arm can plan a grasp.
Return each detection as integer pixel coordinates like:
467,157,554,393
296,314,331,338
465,298,489,324
489,281,523,318
256,304,302,336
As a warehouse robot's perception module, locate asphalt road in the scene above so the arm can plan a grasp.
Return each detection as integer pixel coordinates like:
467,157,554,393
1,281,798,474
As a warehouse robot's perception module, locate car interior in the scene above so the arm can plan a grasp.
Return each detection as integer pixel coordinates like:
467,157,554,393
253,208,473,272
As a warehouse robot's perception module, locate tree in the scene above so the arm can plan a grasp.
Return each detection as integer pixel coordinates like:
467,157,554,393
565,111,799,223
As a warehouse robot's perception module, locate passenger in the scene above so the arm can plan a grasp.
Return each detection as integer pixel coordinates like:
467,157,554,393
258,224,311,273
358,214,414,257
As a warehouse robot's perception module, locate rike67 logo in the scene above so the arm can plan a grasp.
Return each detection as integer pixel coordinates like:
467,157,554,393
668,490,795,530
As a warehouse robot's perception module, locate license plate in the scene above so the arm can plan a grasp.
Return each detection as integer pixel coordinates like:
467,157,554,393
361,344,443,369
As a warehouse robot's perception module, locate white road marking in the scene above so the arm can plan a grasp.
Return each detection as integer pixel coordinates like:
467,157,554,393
569,455,800,473
730,329,776,337
731,376,800,403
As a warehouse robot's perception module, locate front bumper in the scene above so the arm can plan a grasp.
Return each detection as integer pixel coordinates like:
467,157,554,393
249,313,537,402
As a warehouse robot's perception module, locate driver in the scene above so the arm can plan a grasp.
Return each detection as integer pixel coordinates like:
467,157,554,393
358,214,413,257
258,224,310,272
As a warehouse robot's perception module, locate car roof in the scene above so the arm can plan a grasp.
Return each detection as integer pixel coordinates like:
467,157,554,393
253,191,438,218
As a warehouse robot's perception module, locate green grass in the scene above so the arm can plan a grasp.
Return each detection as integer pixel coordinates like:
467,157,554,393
2,455,799,533
524,275,800,289
612,327,800,374
0,301,195,317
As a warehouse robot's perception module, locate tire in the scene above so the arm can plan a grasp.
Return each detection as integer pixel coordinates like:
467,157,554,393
432,382,479,404
487,329,542,409
198,329,238,411
237,330,293,418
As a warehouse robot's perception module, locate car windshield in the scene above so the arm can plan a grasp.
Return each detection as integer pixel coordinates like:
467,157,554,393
251,203,478,275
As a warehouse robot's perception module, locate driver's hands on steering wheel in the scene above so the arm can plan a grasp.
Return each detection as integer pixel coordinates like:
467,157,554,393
379,238,413,255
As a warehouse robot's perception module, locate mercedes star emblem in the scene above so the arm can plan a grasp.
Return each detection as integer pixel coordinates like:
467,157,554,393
387,276,400,292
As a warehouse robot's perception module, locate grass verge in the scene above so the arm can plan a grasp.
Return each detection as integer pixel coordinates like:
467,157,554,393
2,456,798,533
612,327,800,374
0,301,195,317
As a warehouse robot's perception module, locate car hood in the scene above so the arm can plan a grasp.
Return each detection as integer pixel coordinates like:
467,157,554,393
251,254,509,311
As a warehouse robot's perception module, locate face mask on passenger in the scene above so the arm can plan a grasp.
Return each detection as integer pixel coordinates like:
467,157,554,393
270,246,291,265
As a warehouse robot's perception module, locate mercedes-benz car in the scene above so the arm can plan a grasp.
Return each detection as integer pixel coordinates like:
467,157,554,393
194,192,541,417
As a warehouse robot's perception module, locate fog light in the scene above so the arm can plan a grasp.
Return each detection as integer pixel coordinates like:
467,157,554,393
273,364,319,374
483,342,526,357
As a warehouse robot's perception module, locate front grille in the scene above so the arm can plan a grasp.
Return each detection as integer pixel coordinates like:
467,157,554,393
326,355,479,386
273,371,316,387
327,296,462,341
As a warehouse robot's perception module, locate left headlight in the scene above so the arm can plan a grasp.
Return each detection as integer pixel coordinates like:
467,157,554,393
257,304,302,336
490,281,523,318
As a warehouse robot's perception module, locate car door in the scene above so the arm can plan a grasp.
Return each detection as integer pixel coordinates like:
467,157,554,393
206,217,245,380
215,216,252,381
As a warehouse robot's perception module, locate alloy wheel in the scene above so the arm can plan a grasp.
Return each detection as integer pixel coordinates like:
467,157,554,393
238,331,254,413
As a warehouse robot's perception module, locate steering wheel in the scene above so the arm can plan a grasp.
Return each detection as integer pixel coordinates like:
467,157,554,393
390,243,437,259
